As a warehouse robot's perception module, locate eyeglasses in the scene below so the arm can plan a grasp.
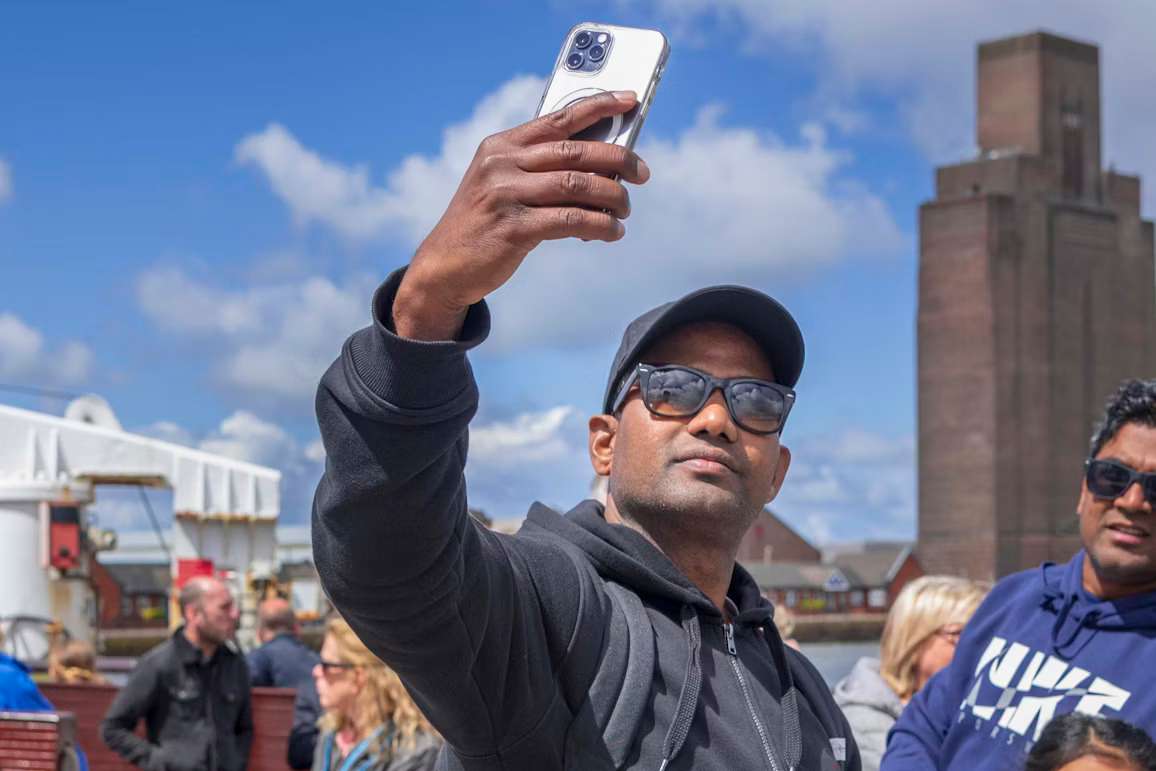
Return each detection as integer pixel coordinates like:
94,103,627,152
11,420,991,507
318,659,356,675
1085,458,1156,505
611,363,795,435
935,625,964,646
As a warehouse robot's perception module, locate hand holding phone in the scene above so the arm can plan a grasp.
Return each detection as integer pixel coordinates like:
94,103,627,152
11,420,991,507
394,92,648,341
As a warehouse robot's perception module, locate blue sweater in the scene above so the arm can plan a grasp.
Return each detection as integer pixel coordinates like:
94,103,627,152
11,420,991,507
0,652,53,711
881,551,1156,771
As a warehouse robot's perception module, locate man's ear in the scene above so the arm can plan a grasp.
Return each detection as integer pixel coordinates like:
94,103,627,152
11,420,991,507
764,445,792,505
589,413,618,476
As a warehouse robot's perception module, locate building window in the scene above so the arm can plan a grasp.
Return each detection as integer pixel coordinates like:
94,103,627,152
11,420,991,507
850,590,865,608
1061,103,1083,197
785,590,797,608
868,589,888,609
121,596,133,617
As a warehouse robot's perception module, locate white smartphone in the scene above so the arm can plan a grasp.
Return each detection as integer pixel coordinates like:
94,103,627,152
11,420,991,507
535,23,670,149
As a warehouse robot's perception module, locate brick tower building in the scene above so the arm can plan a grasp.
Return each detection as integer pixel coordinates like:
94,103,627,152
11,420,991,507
918,31,1156,581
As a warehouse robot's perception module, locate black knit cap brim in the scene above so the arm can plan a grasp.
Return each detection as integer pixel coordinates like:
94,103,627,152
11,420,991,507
601,285,805,415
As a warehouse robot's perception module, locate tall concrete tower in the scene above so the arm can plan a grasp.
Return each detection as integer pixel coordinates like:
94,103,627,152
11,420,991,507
918,31,1155,581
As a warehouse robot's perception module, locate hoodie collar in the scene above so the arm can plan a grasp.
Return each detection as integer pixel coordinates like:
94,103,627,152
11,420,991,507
523,500,774,625
1041,550,1156,655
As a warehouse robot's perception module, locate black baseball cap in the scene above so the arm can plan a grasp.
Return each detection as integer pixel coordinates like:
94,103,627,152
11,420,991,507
601,285,805,414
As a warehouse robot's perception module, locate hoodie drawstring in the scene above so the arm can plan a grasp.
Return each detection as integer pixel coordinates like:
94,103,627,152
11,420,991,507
658,605,702,771
763,626,803,771
1050,594,1081,652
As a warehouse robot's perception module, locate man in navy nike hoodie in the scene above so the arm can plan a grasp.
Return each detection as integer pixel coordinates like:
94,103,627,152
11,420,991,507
882,378,1156,771
312,92,859,770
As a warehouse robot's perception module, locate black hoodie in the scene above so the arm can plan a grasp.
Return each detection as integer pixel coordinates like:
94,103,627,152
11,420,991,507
313,269,860,771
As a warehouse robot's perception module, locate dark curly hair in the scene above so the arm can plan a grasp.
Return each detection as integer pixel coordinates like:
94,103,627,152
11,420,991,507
1088,379,1156,460
1024,712,1156,771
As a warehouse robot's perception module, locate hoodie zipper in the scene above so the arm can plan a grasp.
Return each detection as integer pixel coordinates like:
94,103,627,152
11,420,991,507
725,622,783,771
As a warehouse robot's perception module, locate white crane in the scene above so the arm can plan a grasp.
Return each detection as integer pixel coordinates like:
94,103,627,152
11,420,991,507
0,395,281,659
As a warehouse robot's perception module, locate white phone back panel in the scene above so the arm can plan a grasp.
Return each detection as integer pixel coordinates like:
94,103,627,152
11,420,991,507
536,23,669,149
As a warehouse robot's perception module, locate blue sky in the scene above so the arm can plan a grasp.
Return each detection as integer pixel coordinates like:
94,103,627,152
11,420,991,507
3,1,1154,544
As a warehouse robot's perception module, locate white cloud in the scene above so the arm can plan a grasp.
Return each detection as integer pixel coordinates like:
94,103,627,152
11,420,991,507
640,0,1156,195
469,406,576,466
773,427,915,544
0,312,95,385
235,76,545,244
236,75,902,352
135,266,374,402
0,157,11,204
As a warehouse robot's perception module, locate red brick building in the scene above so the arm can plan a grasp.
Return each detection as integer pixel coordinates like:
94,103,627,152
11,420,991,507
90,559,169,627
737,508,822,564
744,543,923,615
918,32,1155,581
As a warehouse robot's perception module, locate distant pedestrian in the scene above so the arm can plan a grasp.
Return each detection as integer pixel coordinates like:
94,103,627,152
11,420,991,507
288,678,322,770
832,576,987,771
312,617,440,771
1024,713,1156,771
49,639,105,684
100,576,253,771
247,597,320,688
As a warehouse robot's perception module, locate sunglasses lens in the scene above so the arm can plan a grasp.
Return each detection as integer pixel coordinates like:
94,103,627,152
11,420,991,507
1088,460,1132,498
729,381,785,432
644,367,707,415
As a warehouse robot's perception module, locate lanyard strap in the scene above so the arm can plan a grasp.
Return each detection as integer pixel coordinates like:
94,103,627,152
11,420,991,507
324,727,392,771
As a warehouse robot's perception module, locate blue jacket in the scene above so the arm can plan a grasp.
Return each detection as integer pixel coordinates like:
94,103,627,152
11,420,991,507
0,652,53,711
246,632,319,689
881,551,1156,771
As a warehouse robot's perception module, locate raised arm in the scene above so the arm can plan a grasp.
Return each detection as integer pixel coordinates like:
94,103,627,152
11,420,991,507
312,91,649,757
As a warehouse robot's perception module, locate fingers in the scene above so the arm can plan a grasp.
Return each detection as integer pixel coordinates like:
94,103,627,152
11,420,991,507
520,206,625,244
520,171,632,219
516,90,639,145
517,140,650,185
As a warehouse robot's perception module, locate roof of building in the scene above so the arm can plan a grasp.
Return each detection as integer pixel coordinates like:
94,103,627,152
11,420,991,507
742,562,855,592
827,543,915,586
103,562,170,595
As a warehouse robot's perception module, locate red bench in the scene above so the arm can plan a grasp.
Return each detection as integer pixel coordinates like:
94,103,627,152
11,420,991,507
0,711,80,771
39,683,296,771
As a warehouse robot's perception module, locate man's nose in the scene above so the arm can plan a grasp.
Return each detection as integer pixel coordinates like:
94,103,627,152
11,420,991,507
1116,481,1151,511
687,390,738,442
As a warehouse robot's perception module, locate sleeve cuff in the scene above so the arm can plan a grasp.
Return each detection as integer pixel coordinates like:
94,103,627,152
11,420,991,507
345,265,491,411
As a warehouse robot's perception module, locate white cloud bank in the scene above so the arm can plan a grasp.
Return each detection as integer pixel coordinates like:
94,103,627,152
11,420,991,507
234,74,901,353
639,0,1156,199
0,312,95,384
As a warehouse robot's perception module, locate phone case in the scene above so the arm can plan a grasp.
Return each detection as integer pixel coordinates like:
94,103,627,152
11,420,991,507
535,23,670,149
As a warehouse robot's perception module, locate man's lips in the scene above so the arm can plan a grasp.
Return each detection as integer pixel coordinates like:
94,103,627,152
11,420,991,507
673,448,741,474
1106,521,1150,538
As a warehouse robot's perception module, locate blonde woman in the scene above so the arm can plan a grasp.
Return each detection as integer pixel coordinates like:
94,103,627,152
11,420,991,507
312,618,441,771
49,639,106,684
832,576,988,771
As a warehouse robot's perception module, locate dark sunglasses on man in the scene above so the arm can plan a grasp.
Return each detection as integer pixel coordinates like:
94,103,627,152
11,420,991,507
611,363,795,435
1085,458,1156,505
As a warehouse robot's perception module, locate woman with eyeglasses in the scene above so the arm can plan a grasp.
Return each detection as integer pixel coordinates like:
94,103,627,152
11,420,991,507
312,618,441,771
832,575,988,771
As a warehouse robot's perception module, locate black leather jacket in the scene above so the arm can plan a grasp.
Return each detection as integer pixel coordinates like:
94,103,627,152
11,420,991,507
100,628,253,771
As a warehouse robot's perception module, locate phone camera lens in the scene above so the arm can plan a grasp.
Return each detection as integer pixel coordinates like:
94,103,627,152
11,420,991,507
588,44,606,61
566,52,584,70
574,31,592,49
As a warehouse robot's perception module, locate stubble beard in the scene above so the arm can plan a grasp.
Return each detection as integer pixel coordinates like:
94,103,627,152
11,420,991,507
610,466,760,548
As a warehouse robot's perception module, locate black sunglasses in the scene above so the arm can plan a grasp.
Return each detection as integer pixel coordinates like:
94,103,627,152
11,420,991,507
1085,458,1156,505
318,659,356,675
611,363,795,435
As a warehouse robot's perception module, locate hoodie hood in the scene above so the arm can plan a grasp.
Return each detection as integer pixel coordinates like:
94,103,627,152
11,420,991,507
522,499,774,625
832,657,903,720
1040,550,1156,657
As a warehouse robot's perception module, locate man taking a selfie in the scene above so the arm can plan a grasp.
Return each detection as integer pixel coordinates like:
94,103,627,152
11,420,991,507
313,91,859,771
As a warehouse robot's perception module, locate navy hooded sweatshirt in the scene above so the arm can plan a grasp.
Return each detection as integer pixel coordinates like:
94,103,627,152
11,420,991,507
881,550,1156,771
312,269,860,771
